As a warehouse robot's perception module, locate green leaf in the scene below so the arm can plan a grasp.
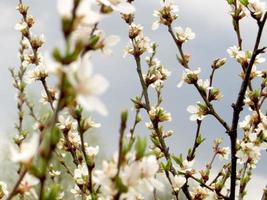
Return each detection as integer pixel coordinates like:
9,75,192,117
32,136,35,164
196,134,205,145
150,136,160,147
187,148,192,157
239,0,248,6
52,48,62,62
172,154,183,167
88,35,100,49
114,176,128,193
121,110,128,124
165,159,172,171
51,127,60,147
28,166,42,178
44,184,61,200
135,137,147,160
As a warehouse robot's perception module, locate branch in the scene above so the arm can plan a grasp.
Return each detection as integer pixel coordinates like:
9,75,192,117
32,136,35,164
229,12,267,200
167,25,231,134
6,168,27,200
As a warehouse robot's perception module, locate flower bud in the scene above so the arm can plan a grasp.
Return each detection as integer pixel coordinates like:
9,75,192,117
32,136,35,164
212,58,227,69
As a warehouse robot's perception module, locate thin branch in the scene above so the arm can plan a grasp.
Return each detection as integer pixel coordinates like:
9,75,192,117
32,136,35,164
6,168,27,200
187,120,202,161
167,24,231,134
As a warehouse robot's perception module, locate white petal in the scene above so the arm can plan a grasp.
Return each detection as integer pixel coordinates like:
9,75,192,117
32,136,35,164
89,74,109,95
189,114,198,121
113,2,135,14
106,35,120,47
152,21,160,30
57,0,73,18
77,96,108,116
187,105,198,113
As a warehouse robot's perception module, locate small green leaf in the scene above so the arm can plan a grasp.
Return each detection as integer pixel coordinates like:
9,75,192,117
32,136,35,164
226,0,234,4
135,137,147,160
196,134,205,145
114,176,128,193
51,127,60,147
52,48,62,62
88,35,100,49
239,0,248,6
44,184,61,200
165,159,172,171
172,154,183,167
121,110,128,124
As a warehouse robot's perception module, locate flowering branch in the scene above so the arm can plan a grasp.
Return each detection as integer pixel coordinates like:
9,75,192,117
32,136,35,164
229,11,267,199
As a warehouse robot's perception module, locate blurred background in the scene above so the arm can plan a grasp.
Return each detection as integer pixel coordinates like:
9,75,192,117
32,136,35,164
0,0,266,199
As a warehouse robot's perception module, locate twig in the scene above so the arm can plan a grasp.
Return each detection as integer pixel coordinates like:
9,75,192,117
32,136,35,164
187,120,202,161
6,168,27,200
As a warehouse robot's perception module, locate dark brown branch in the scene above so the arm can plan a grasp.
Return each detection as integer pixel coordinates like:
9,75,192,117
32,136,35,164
187,120,202,161
229,12,267,200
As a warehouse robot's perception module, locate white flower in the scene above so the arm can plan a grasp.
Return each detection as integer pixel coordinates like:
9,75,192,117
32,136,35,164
70,185,83,199
236,142,261,168
49,169,61,178
10,134,39,164
25,65,48,84
177,67,201,88
57,0,73,19
248,0,266,19
19,173,39,195
145,60,171,86
190,186,215,200
72,29,119,54
68,53,109,116
70,185,82,198
256,118,267,138
57,115,77,130
187,102,208,121
68,131,81,147
129,23,143,39
40,88,58,107
56,192,64,200
14,21,28,33
120,155,163,197
227,45,241,58
138,155,159,178
57,0,101,25
30,34,46,49
217,147,230,160
94,31,120,55
97,0,135,14
74,163,88,185
83,117,101,129
86,145,99,157
152,0,179,30
94,161,117,196
149,106,172,122
174,27,195,43
227,46,250,65
180,159,194,173
95,154,162,199
0,181,8,199
77,0,101,25
170,175,186,192
124,34,152,57
197,79,211,93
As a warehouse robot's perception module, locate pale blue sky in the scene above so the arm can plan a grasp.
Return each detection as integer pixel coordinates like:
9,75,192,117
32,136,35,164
0,0,266,199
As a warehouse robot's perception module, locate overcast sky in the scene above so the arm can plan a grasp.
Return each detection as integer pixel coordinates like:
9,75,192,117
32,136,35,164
0,0,266,199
